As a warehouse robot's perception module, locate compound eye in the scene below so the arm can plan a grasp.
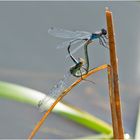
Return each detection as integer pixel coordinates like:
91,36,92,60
101,28,107,35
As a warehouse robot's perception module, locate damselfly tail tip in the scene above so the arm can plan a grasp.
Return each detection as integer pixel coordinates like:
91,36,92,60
48,27,54,33
50,27,54,30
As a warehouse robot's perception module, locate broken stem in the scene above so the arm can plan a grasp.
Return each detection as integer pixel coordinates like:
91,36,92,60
28,64,109,139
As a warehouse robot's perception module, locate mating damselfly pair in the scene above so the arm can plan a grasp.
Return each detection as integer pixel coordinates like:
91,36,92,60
38,27,108,112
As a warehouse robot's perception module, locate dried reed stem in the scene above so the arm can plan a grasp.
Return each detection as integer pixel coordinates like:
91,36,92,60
106,8,124,139
28,64,108,139
107,65,118,138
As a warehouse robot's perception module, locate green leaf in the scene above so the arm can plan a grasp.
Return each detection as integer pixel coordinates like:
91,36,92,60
0,81,112,135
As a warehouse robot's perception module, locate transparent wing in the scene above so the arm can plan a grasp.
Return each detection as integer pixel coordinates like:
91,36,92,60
48,27,91,39
66,40,88,59
38,72,71,112
56,39,83,49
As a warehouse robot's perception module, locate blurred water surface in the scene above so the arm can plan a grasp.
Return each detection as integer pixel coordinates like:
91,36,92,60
0,1,140,139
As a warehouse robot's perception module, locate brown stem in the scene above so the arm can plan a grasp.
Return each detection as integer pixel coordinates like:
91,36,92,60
28,64,108,139
106,8,124,139
107,65,118,138
28,63,121,139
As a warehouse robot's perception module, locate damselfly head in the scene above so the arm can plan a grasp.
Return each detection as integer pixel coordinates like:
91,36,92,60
101,28,107,35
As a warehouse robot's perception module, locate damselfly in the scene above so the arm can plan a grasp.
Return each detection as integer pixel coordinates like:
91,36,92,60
38,28,107,111
48,27,108,76
38,61,85,112
68,40,91,77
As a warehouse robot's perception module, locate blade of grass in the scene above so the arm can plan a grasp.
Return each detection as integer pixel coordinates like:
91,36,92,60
57,104,112,135
0,81,112,136
0,81,45,106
